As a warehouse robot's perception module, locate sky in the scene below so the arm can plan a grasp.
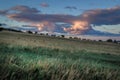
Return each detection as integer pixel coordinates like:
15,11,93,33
0,0,120,39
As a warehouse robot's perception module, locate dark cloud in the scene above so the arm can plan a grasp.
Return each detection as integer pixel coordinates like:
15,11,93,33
40,3,49,8
81,6,120,25
65,6,77,10
11,5,40,13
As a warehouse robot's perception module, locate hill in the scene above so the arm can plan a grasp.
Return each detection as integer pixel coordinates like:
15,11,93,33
0,30,120,80
0,30,120,55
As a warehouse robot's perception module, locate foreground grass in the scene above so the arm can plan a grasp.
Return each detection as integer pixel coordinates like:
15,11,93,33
0,43,120,80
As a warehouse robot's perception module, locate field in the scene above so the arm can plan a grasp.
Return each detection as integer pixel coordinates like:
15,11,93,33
0,30,120,80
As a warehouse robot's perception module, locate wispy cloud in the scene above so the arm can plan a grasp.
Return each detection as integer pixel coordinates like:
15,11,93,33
65,6,77,10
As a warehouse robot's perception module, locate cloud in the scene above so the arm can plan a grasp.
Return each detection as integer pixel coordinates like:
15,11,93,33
81,6,120,25
0,10,8,15
85,28,120,36
0,5,120,35
65,6,77,10
6,13,90,34
40,3,49,8
10,5,40,13
7,13,76,22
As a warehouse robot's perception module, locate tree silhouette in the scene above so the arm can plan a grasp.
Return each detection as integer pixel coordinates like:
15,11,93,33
0,27,3,31
98,40,102,42
106,39,113,42
51,34,56,37
61,35,65,38
0,23,3,31
27,31,33,34
113,40,117,43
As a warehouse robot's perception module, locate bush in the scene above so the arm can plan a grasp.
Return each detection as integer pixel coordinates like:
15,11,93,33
106,39,113,42
27,31,33,34
0,27,3,31
98,40,102,42
61,35,65,38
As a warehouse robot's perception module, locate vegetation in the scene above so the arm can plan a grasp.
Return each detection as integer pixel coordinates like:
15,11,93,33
0,27,3,31
0,31,120,80
0,43,120,80
106,39,113,42
0,31,120,55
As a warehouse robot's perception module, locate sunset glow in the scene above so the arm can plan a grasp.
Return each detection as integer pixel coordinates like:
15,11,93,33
64,21,90,34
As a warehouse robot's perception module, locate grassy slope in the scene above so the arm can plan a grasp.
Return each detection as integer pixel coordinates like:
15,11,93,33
0,31,120,80
0,30,120,54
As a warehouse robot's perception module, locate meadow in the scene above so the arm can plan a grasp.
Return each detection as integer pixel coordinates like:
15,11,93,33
0,30,120,80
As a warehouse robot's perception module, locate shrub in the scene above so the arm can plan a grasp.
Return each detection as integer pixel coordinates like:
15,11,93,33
106,39,113,42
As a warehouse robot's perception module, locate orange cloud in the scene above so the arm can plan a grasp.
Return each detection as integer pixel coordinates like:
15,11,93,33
64,21,90,34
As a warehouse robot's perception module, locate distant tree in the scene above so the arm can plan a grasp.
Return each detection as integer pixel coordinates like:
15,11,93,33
61,35,65,38
40,33,44,35
0,23,3,31
98,40,102,42
113,40,117,43
27,31,32,34
0,27,3,31
35,32,37,34
106,39,113,42
51,35,56,37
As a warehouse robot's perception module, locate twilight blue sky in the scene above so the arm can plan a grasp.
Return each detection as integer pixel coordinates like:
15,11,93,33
0,0,120,37
0,0,119,15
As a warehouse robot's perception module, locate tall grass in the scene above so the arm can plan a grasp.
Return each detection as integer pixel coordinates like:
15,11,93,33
0,43,120,80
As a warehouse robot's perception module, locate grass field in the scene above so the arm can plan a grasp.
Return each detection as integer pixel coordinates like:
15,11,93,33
0,31,120,55
0,31,120,80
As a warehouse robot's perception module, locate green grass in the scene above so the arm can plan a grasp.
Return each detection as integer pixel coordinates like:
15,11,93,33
0,43,120,80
